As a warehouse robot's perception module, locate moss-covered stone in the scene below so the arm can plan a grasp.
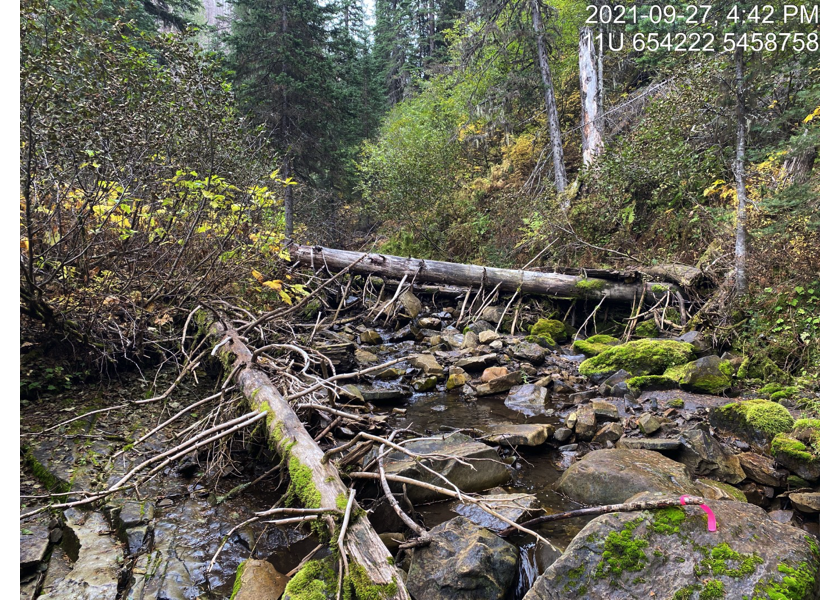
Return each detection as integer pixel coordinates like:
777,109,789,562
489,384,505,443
579,339,695,378
634,320,659,338
668,398,685,408
572,334,621,357
594,517,649,577
791,418,820,455
283,559,337,600
530,318,569,343
736,356,790,384
662,356,733,395
694,542,764,579
651,506,686,535
626,375,680,390
525,333,556,349
710,399,794,447
698,579,725,599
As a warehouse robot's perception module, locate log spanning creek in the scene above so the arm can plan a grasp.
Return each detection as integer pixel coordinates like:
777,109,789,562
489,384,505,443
20,266,819,600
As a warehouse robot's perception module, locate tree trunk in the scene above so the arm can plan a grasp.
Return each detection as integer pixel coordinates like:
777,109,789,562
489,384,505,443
211,323,410,599
733,46,748,296
291,244,676,303
578,26,603,166
530,0,567,198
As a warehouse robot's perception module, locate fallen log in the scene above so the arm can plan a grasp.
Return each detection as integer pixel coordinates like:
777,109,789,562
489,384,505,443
637,263,706,289
210,322,410,600
292,245,676,303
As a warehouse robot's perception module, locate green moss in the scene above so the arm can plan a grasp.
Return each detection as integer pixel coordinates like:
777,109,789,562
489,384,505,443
737,357,789,383
664,360,732,395
23,447,71,496
284,559,338,600
594,517,649,577
717,400,794,439
699,579,725,600
668,398,685,408
230,561,245,600
627,374,679,390
530,318,569,343
719,360,734,378
673,584,701,599
346,563,399,600
791,418,820,455
572,335,621,357
576,278,606,292
634,320,659,338
287,455,321,509
753,560,818,600
695,542,763,579
525,333,556,349
579,339,696,378
650,284,669,293
770,434,816,463
651,507,686,535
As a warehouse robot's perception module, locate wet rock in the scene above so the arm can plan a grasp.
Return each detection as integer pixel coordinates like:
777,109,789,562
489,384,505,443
510,342,548,365
399,290,423,318
738,452,788,486
125,525,151,555
553,428,573,443
382,433,510,503
390,324,417,342
676,426,745,484
454,488,539,531
481,366,508,382
462,331,479,349
479,330,500,344
409,354,445,376
442,332,465,348
359,330,383,344
446,372,467,390
693,478,747,502
407,516,518,600
20,524,49,574
467,320,495,334
525,491,819,600
354,349,379,365
39,509,122,600
789,492,820,514
340,384,365,402
419,317,441,329
455,354,498,371
373,367,405,380
476,371,523,396
414,375,437,392
489,340,504,350
597,369,630,396
568,390,597,404
232,559,289,600
555,452,578,471
112,500,155,530
592,422,623,445
553,449,698,505
486,424,554,447
504,384,548,416
573,408,597,441
637,413,661,435
358,385,412,403
616,437,682,452
591,400,620,422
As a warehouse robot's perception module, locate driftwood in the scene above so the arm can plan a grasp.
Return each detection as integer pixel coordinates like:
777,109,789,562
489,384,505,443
211,322,410,600
292,245,676,303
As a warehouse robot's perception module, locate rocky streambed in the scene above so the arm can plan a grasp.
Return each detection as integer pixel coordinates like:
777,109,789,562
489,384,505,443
20,293,820,600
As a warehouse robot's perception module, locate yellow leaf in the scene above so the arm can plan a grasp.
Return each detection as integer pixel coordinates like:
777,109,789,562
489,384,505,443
252,270,265,283
262,280,284,292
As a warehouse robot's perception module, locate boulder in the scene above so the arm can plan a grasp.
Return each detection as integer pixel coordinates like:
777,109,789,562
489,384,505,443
529,319,570,346
553,449,698,505
382,433,510,503
525,492,819,600
693,478,748,502
710,400,794,448
770,419,820,482
738,452,788,487
676,426,746,484
664,355,733,395
409,354,445,376
675,330,712,354
231,559,289,600
503,384,548,416
616,437,682,452
407,517,518,600
455,354,498,371
578,339,695,380
571,335,621,358
511,341,548,365
486,424,554,447
453,488,539,531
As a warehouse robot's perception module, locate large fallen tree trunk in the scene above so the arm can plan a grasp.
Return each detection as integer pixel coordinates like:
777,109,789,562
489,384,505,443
211,322,410,600
292,245,676,303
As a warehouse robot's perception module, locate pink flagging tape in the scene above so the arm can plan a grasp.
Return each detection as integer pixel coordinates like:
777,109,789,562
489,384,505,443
680,495,717,532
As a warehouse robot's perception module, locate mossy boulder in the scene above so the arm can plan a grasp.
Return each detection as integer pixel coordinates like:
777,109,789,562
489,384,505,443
736,356,790,384
626,374,679,391
530,318,570,344
709,399,794,448
578,339,695,380
524,492,819,600
758,383,801,404
662,355,733,395
634,319,659,338
572,335,621,358
771,419,820,482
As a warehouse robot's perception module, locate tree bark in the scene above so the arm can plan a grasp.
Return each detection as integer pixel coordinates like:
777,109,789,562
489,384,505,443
733,45,748,296
291,244,676,303
530,0,567,198
211,323,410,599
578,26,603,166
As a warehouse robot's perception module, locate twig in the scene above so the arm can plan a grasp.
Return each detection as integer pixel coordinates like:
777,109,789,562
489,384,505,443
336,488,356,600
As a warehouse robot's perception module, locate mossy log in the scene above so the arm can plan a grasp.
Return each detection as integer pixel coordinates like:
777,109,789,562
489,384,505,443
291,245,676,303
211,323,409,600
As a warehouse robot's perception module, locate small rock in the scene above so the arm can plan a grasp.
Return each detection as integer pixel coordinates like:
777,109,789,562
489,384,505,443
20,525,49,574
591,400,620,422
455,354,498,371
354,349,379,365
446,372,468,390
418,317,441,329
574,408,597,441
467,320,495,334
233,558,289,600
398,290,423,318
569,390,597,404
511,341,548,365
565,412,578,430
481,366,509,381
553,428,573,443
409,354,444,376
359,330,383,344
616,437,682,452
504,384,548,416
489,340,504,350
558,444,579,452
677,426,746,484
487,424,554,447
378,532,406,552
413,376,438,392
476,371,525,396
738,452,788,487
789,492,820,514
480,306,505,323
479,330,500,344
592,422,623,445
462,331,479,349
638,413,661,435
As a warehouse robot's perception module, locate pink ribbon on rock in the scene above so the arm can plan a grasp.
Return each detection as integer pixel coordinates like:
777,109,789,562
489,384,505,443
681,495,717,532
